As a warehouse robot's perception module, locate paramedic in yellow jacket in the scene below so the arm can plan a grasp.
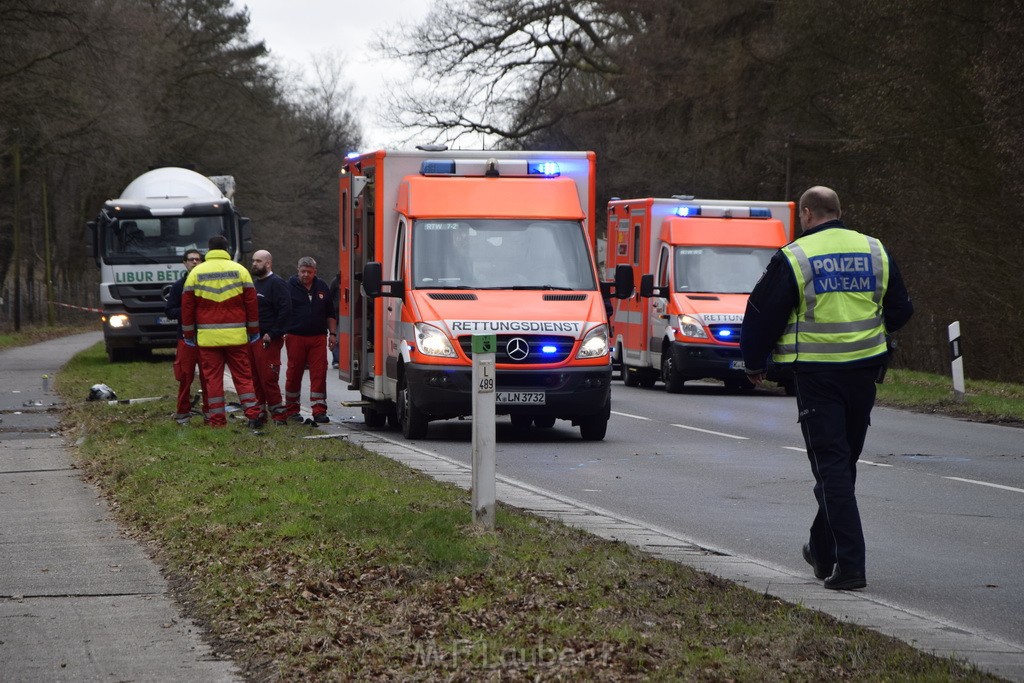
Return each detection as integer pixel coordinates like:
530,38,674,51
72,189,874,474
181,235,265,428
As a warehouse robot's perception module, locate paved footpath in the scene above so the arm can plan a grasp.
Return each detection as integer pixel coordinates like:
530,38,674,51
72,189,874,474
0,332,239,682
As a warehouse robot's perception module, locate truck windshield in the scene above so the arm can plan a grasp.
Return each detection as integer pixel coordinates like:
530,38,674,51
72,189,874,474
674,246,775,294
102,215,233,263
412,219,597,290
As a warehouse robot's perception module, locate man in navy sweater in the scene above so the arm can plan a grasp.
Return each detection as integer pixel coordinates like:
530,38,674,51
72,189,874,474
165,249,206,424
249,250,292,426
284,256,337,423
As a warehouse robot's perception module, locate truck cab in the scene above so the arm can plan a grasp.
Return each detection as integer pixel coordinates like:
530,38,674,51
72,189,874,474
86,168,251,362
606,197,794,393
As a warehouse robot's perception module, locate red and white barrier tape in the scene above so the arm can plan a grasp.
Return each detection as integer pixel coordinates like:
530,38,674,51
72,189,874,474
47,301,104,314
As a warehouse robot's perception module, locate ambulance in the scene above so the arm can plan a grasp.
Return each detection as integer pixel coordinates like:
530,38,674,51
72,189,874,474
338,149,633,440
605,196,795,393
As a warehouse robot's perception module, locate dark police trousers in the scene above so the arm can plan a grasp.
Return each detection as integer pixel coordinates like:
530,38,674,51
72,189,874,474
796,366,878,576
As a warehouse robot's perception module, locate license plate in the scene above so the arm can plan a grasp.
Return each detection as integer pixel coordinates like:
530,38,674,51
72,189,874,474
496,391,546,405
156,316,176,325
730,360,746,370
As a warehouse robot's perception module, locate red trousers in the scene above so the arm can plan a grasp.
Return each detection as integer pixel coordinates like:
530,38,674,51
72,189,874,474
173,340,207,419
198,344,262,426
249,337,286,422
285,334,328,418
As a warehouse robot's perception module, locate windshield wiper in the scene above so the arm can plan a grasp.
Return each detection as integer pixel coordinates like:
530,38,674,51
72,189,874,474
508,285,575,291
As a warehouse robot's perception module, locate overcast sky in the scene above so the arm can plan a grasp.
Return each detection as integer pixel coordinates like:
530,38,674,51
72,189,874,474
232,0,434,149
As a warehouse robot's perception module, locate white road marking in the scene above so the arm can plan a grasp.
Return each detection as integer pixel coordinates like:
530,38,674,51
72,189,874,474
611,410,650,420
944,476,1024,494
860,460,893,467
783,446,804,452
671,423,748,440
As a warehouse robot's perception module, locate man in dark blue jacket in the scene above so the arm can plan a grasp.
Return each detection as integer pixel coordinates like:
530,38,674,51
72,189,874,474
284,256,337,423
741,186,913,591
249,250,292,426
165,249,206,423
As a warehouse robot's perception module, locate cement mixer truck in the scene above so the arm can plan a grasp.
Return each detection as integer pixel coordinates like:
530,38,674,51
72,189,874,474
86,167,252,362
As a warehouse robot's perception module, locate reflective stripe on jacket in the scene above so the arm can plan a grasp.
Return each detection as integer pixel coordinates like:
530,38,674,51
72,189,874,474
772,229,889,364
181,250,259,347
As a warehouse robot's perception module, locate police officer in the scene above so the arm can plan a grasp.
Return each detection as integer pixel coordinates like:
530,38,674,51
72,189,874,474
740,186,913,591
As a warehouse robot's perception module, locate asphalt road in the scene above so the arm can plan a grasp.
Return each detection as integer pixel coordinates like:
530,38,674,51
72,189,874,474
325,371,1024,650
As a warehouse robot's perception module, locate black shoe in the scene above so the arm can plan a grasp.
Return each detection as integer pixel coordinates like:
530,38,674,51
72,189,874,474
802,543,833,580
287,414,304,424
824,569,867,591
313,414,329,424
247,419,262,430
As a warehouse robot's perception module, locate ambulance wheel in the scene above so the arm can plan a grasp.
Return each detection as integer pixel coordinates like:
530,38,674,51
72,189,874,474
613,344,625,381
623,366,642,387
638,371,658,389
578,415,608,441
510,414,533,430
661,354,685,394
397,376,428,439
533,416,556,429
362,406,387,429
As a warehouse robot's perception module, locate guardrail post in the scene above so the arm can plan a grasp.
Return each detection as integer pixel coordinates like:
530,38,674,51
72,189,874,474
948,321,965,402
471,334,497,529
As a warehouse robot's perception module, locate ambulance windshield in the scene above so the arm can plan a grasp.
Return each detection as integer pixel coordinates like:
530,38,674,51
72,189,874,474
674,246,775,294
412,219,596,290
102,215,233,264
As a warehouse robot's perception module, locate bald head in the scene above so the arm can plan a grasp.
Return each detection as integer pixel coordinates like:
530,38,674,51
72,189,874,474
798,186,841,232
250,250,273,278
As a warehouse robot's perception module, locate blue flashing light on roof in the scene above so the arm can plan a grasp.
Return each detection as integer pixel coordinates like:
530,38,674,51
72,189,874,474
344,151,360,160
749,207,771,218
527,161,560,177
675,205,701,217
541,344,558,354
421,160,457,175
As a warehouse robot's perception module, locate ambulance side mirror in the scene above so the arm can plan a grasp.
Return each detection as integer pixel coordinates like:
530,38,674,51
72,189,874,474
639,274,666,298
361,262,404,300
614,264,634,299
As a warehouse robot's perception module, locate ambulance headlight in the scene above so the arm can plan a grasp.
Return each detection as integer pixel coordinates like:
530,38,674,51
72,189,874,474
576,324,609,359
676,314,708,339
107,314,130,329
414,323,457,358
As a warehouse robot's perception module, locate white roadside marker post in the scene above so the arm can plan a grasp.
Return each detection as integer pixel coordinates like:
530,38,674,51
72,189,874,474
471,333,497,529
948,321,965,401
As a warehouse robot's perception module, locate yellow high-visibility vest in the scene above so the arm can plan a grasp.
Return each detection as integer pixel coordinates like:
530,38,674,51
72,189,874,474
773,229,889,364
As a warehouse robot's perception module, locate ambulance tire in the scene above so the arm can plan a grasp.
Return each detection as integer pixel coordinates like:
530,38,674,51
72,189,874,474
362,406,388,429
578,415,608,441
533,416,556,429
397,376,429,439
510,414,533,430
622,366,642,387
637,371,658,389
661,354,686,394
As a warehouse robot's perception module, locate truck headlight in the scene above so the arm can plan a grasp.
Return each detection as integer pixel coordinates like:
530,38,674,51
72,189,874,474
107,314,130,329
576,324,609,359
676,314,708,339
414,322,457,358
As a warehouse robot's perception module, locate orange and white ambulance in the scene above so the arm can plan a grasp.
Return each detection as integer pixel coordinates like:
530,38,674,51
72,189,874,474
338,149,632,440
605,196,794,392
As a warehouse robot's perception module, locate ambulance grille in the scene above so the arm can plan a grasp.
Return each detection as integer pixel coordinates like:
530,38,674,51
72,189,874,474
427,292,477,300
542,294,586,301
708,323,742,342
458,335,575,363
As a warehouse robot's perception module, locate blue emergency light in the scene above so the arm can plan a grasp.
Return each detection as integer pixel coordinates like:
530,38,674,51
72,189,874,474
541,344,558,354
749,208,771,218
675,206,701,217
527,161,560,177
717,329,733,339
420,160,457,175
345,151,361,160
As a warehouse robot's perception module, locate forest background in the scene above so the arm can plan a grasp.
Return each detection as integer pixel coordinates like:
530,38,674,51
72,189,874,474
1,0,1022,382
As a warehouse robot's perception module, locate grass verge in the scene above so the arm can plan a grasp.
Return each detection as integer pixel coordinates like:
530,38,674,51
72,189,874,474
0,321,100,350
54,343,1001,680
877,368,1024,425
